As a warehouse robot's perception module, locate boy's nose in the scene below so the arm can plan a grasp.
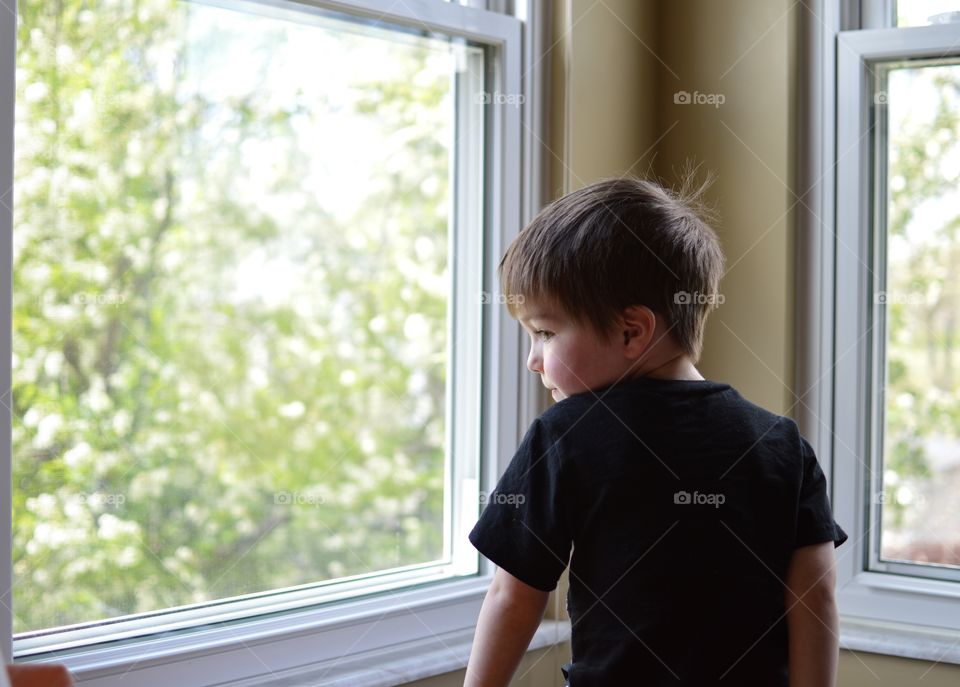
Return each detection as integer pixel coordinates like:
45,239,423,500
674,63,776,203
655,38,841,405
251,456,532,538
526,346,543,373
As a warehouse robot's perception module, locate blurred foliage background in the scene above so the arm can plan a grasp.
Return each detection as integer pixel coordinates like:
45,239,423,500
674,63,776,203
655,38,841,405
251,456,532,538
878,63,960,565
13,0,458,631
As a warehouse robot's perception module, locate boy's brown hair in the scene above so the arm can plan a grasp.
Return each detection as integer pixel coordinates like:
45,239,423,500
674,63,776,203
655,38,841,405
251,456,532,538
498,175,725,362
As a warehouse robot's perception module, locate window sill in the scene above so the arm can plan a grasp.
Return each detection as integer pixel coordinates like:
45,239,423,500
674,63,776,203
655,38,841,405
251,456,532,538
33,577,494,686
30,574,569,687
840,616,960,665
225,619,571,687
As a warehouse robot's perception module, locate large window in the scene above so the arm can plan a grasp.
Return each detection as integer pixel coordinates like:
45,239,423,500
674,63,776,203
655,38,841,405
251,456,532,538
802,0,960,658
13,0,482,635
1,0,530,682
871,59,960,577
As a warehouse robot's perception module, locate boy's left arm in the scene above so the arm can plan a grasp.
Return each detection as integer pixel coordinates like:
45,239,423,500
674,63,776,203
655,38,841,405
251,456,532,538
463,567,551,687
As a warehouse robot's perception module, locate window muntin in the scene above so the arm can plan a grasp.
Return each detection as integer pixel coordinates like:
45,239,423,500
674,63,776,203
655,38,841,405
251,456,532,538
12,0,485,641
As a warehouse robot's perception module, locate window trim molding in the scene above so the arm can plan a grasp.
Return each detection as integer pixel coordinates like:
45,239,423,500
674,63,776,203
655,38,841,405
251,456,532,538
517,0,553,423
860,0,894,29
840,616,960,665
796,0,841,488
30,578,492,684
799,0,960,661
0,0,547,681
0,0,16,667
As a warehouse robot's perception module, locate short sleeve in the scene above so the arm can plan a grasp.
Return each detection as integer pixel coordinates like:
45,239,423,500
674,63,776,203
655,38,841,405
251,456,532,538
796,436,848,548
468,419,572,592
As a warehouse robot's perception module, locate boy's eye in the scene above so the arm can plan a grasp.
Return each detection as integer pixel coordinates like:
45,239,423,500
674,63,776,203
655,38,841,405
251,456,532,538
534,329,554,341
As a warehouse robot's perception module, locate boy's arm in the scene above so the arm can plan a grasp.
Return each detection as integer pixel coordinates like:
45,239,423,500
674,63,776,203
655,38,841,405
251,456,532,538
463,567,551,687
784,541,839,687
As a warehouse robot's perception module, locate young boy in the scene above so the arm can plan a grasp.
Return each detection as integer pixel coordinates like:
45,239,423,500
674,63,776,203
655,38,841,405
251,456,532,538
464,177,847,687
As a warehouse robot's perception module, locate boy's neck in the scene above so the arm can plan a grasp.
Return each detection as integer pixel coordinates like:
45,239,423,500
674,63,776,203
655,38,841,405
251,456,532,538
633,351,704,382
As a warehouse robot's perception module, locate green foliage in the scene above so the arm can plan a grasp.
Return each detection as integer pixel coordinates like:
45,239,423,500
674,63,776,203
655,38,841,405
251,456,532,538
13,0,453,631
881,66,960,531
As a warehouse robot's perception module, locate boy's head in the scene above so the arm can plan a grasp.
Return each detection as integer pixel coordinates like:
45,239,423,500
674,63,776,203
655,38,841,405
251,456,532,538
499,176,724,396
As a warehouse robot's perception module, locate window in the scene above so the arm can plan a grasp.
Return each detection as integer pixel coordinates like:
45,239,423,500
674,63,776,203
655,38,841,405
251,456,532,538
871,60,960,578
1,0,534,682
13,0,484,635
800,0,960,658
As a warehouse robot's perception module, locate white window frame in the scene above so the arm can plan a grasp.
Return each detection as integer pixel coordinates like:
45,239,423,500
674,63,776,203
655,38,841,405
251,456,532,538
799,0,960,664
0,0,14,668
0,0,554,683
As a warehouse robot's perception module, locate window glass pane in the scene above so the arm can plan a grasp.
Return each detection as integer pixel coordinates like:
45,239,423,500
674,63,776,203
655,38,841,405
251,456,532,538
896,0,960,26
877,60,960,569
13,0,483,633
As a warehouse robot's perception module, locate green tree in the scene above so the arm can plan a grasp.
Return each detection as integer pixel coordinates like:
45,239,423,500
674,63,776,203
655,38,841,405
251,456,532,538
881,66,960,546
13,0,454,631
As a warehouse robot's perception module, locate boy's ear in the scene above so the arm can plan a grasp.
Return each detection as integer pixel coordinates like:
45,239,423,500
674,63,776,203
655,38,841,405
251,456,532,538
620,305,656,358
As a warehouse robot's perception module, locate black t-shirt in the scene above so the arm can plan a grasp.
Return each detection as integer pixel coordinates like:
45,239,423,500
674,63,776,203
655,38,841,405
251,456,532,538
468,376,848,687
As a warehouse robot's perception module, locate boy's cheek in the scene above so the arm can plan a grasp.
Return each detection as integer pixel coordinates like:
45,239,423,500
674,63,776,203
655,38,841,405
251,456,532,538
544,359,577,394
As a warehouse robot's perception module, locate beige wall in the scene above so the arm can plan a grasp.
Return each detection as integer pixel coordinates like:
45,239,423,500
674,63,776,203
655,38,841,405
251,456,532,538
563,0,659,188
399,0,960,684
657,0,797,414
838,650,960,685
